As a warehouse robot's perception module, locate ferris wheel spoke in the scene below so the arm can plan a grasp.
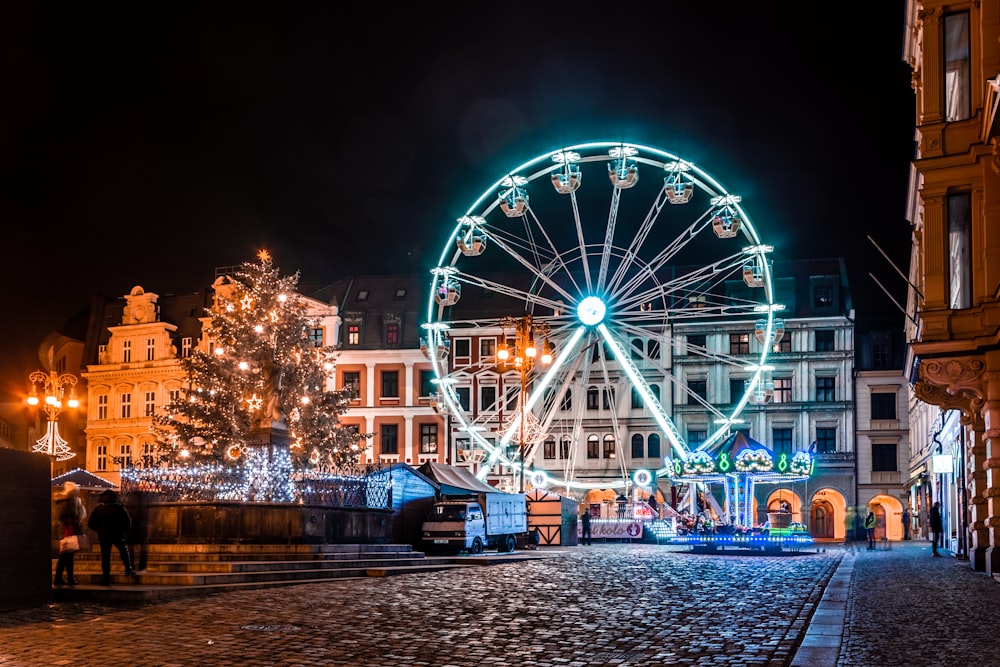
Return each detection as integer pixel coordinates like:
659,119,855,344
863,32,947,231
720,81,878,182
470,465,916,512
469,228,578,305
606,189,669,297
597,187,625,292
597,323,689,460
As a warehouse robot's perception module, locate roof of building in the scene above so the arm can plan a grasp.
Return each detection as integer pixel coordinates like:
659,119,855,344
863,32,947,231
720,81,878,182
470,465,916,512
51,468,117,489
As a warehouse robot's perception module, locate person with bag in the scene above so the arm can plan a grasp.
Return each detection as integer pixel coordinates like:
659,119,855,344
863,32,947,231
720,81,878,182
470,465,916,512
53,481,87,586
88,489,136,585
864,510,877,551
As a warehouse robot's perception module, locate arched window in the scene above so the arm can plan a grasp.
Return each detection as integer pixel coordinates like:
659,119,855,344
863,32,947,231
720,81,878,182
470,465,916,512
648,433,661,459
560,436,571,459
647,339,660,360
587,387,600,410
561,388,573,411
631,433,645,459
603,434,616,459
631,338,643,360
587,434,600,458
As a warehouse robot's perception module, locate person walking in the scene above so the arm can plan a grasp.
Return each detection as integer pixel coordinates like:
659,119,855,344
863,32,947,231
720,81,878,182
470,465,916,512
930,501,944,557
580,510,592,546
864,510,877,551
53,482,87,586
903,506,912,540
88,489,136,584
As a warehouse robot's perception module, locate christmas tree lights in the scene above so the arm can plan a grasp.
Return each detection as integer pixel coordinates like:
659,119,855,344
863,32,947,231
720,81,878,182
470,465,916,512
152,251,365,473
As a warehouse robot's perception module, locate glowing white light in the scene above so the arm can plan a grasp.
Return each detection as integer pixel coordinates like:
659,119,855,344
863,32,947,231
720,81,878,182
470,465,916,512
577,297,606,326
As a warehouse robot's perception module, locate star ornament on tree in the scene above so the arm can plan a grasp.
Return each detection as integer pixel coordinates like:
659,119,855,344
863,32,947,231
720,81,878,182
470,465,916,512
246,393,263,411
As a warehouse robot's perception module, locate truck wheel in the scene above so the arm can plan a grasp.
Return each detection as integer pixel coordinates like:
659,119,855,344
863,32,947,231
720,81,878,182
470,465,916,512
502,535,516,553
471,537,483,555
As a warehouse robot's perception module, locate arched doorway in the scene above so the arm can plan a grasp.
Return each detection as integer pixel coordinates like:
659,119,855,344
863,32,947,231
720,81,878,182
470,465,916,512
766,490,802,523
867,494,904,542
810,488,848,541
812,500,835,538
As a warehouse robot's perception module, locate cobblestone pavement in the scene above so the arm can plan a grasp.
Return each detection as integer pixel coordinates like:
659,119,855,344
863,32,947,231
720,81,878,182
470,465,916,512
1,541,996,667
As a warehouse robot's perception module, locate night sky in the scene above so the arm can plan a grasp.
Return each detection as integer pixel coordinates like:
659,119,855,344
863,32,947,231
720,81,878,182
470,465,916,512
1,3,914,401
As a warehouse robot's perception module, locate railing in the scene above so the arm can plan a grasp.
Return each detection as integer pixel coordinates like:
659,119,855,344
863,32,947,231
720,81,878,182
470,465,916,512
120,462,390,508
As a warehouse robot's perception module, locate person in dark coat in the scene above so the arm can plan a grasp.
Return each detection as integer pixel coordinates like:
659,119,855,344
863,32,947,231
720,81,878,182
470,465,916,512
930,501,944,557
580,510,592,546
53,482,87,586
88,489,135,584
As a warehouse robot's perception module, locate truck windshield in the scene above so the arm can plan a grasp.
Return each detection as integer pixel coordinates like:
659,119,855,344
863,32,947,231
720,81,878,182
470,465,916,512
432,506,467,521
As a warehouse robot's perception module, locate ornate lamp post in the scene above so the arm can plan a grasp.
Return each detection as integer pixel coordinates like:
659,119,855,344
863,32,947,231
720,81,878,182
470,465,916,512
26,369,80,461
497,315,552,493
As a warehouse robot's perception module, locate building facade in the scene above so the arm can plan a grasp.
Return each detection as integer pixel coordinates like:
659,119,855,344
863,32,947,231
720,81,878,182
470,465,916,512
437,258,861,534
903,0,1000,573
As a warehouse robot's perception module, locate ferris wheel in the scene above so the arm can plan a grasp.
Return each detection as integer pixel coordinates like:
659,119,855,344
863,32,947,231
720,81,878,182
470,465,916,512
423,141,780,494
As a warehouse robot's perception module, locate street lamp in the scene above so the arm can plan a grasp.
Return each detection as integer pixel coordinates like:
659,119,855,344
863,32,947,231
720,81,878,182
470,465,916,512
497,314,553,493
26,369,80,461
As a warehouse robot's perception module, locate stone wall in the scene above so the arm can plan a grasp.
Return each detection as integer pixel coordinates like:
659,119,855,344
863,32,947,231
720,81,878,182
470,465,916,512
0,449,52,611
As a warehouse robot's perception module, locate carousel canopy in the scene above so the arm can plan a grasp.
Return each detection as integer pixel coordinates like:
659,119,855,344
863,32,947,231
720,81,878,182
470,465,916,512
672,431,812,478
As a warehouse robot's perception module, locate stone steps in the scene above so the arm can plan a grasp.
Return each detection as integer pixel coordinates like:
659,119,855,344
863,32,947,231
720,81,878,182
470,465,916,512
52,543,545,602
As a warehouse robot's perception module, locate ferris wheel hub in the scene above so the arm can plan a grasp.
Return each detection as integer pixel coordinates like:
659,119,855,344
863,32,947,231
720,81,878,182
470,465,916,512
577,296,607,326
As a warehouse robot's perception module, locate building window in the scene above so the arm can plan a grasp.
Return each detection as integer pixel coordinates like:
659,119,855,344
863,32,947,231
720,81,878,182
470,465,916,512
603,434,616,459
118,442,132,467
309,328,324,347
97,394,108,420
543,438,556,460
139,440,157,468
816,376,835,402
181,337,192,358
146,337,155,361
453,338,471,358
343,371,360,398
394,289,407,300
381,371,399,398
816,427,837,454
386,323,400,346
144,391,156,417
455,387,471,412
420,423,438,454
120,392,131,419
647,339,660,361
480,385,497,413
687,334,706,354
872,442,898,472
98,344,107,362
480,337,495,358
631,387,643,409
347,325,360,345
587,387,600,410
168,389,179,404
871,393,897,420
602,387,615,410
944,11,971,122
560,389,572,411
773,428,793,462
380,424,398,455
419,370,435,398
631,434,644,459
559,436,570,459
587,434,599,459
773,336,791,354
813,285,834,309
648,433,661,460
687,430,707,450
122,340,131,363
729,333,750,355
96,444,108,472
815,330,834,351
356,290,369,301
774,377,792,404
729,378,745,404
948,192,972,309
873,342,889,369
687,380,707,405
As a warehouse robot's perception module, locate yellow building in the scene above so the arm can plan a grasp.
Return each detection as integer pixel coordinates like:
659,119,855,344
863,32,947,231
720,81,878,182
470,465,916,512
904,1,1000,573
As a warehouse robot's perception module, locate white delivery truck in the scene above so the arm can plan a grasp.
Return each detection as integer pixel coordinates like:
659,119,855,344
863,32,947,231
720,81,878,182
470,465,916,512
422,492,528,555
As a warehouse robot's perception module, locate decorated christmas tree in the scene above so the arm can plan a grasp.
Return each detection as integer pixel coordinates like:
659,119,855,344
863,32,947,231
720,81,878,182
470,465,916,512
152,250,363,472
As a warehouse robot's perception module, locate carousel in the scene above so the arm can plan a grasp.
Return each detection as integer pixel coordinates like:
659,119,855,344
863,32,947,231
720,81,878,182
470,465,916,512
666,431,815,552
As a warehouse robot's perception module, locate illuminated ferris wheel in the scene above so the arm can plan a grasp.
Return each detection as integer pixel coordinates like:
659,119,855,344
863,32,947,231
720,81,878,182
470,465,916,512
423,141,780,494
